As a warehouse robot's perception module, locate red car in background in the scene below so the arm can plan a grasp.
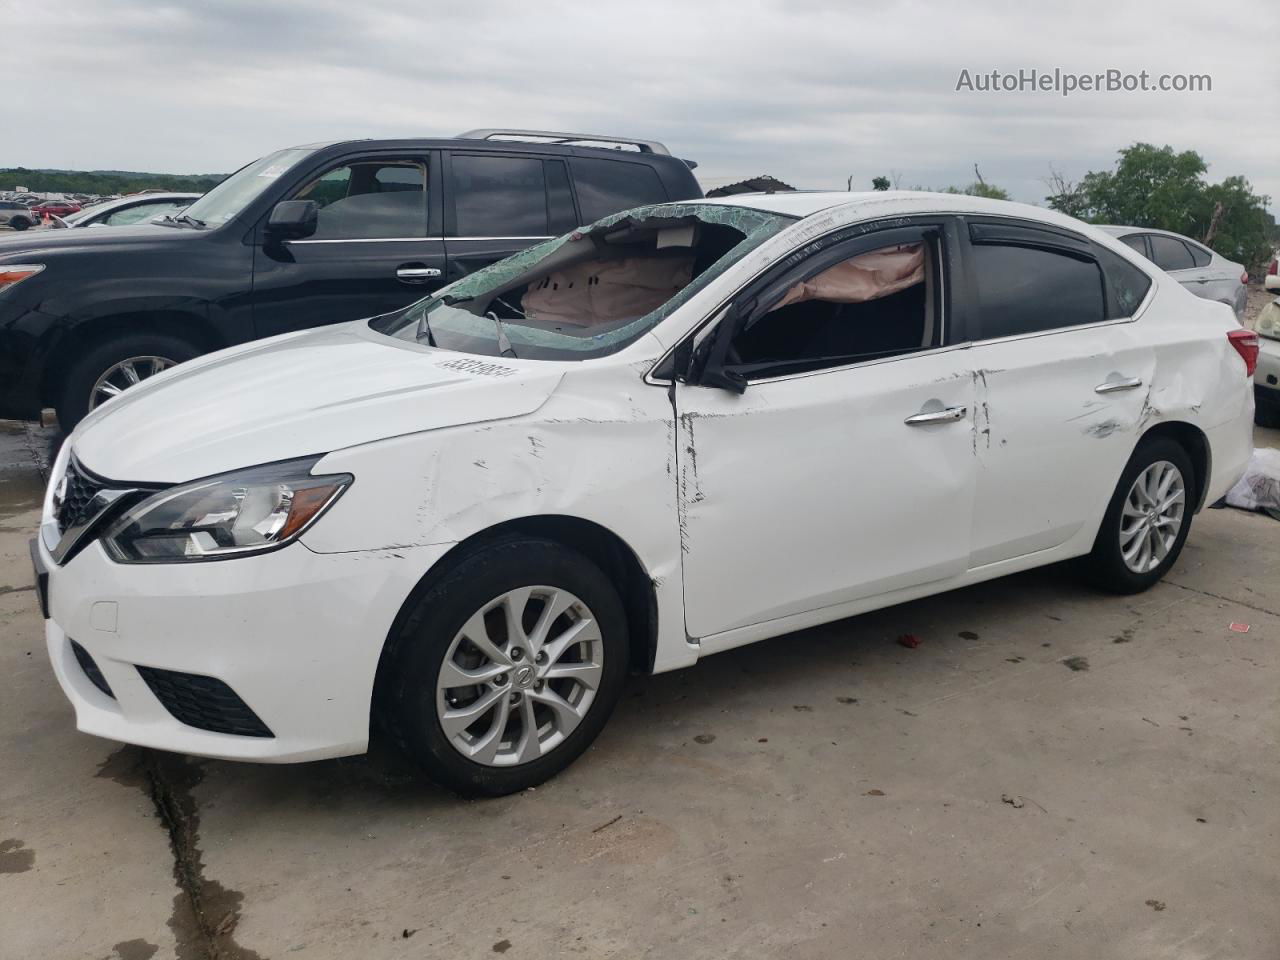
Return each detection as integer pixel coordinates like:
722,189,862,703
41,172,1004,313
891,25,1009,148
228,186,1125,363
31,199,82,219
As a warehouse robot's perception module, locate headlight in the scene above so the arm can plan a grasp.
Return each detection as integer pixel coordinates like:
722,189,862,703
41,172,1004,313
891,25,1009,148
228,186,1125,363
1256,301,1280,342
0,264,45,294
102,457,352,563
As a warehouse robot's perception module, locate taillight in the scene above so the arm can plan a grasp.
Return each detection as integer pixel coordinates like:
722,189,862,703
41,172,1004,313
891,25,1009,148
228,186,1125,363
1228,329,1259,376
1268,259,1278,277
1241,271,1250,285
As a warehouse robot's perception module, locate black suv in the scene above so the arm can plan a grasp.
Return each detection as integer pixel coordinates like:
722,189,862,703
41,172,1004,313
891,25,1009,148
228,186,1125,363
0,129,702,429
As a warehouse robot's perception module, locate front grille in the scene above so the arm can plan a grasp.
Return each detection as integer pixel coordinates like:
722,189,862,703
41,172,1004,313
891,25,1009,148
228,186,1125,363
57,458,107,534
136,666,274,738
70,639,115,699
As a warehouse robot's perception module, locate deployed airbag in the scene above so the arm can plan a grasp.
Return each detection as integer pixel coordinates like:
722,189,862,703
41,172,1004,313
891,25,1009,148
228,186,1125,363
523,255,694,328
771,243,924,311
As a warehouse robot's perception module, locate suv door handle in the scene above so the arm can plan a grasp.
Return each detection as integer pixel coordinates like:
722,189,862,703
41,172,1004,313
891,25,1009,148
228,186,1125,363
396,265,442,283
904,406,966,425
1095,377,1143,394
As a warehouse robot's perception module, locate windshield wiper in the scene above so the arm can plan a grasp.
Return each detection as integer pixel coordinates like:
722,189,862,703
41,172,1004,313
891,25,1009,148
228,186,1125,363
415,307,437,347
487,311,517,358
174,213,206,228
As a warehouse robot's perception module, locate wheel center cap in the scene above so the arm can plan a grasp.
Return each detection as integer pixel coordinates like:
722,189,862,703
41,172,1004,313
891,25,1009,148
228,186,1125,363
513,664,537,688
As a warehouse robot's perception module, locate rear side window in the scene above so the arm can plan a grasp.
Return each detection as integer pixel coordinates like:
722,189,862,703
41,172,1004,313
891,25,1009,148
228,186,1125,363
969,244,1105,339
1119,234,1147,256
452,155,547,237
1149,235,1195,271
1095,247,1153,317
1184,240,1212,268
570,158,668,223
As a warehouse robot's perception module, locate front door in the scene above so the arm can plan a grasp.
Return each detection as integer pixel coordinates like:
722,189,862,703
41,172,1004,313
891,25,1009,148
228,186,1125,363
675,222,978,640
251,153,446,338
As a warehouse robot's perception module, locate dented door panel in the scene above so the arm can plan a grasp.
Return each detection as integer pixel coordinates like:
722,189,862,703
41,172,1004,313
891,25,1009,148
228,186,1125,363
676,350,977,640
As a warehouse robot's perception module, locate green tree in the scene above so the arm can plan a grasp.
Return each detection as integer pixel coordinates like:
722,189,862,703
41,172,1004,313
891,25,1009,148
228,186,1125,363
1045,144,1274,271
871,176,891,191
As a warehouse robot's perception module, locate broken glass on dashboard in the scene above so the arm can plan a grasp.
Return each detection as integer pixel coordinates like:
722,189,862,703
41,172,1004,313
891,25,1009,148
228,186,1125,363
373,203,794,360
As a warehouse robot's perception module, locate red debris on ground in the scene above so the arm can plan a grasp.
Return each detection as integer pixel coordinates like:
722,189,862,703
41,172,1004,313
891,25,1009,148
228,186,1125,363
1228,622,1250,633
897,634,921,649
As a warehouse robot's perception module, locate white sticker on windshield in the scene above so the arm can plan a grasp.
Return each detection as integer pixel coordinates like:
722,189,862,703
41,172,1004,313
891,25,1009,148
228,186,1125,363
257,164,289,179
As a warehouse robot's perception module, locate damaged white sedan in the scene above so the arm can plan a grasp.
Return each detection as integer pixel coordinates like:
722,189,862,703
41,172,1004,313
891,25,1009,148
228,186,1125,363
35,193,1257,795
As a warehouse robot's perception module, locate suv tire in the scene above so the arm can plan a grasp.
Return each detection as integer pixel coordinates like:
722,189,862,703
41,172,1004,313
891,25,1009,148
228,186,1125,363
57,332,201,431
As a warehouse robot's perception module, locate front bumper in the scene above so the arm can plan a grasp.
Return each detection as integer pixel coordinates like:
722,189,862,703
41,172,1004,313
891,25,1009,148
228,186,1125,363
40,533,450,762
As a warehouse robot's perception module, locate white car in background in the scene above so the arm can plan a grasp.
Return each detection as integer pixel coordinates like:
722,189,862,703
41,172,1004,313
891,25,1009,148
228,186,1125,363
1254,296,1280,426
1099,225,1249,320
34,193,1256,796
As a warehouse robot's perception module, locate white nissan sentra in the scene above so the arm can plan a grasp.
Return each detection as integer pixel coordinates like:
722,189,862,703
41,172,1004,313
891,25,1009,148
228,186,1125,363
35,192,1257,796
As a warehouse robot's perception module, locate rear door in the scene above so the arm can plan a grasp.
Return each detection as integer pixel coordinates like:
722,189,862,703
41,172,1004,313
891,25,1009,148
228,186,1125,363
442,153,578,282
957,220,1157,567
251,152,446,338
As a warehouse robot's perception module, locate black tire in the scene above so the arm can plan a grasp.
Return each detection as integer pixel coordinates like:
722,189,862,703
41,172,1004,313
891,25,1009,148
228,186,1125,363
1255,394,1280,429
56,332,201,432
1081,436,1196,594
10,217,29,231
379,536,630,797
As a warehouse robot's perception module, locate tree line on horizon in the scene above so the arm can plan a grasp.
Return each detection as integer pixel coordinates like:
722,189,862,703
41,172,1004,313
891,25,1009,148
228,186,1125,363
870,143,1277,273
1,167,227,196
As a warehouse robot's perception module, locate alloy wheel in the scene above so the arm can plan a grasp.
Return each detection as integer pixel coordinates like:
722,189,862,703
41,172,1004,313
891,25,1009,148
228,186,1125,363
1119,460,1185,573
88,355,175,410
435,586,604,767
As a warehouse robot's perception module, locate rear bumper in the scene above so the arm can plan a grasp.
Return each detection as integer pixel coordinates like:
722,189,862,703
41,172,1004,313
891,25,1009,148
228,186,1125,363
1255,337,1280,402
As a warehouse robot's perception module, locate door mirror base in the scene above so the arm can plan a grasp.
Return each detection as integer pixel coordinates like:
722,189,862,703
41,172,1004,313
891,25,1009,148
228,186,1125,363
265,200,319,242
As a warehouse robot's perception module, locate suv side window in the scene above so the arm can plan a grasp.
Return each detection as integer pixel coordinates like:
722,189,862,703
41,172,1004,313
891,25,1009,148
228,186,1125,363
1148,234,1195,271
570,158,668,223
968,225,1106,339
451,155,548,237
292,160,428,240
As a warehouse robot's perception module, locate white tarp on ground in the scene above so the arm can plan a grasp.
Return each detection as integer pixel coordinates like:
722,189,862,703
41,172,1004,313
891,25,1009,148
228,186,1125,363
1226,447,1280,520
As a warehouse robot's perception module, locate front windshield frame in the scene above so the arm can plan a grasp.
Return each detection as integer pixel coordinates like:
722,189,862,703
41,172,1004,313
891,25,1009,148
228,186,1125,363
373,202,794,362
180,148,313,228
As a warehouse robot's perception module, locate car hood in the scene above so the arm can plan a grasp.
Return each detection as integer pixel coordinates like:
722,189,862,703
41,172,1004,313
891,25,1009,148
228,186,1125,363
0,221,202,261
70,321,565,483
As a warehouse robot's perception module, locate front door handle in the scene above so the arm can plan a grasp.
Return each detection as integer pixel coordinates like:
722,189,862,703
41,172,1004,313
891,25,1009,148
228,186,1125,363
904,406,966,425
396,265,442,284
1095,377,1143,394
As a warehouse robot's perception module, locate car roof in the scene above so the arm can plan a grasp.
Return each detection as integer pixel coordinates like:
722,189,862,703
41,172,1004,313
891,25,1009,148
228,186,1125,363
1098,224,1211,246
700,190,1103,232
287,137,687,166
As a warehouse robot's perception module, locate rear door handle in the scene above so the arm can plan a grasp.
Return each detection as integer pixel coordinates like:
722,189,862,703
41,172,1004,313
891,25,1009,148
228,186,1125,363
1095,377,1143,394
904,406,966,425
396,266,442,283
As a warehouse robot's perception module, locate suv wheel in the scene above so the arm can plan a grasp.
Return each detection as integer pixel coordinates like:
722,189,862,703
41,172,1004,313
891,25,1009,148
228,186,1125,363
57,333,200,431
1082,436,1195,594
379,536,629,797
10,217,29,231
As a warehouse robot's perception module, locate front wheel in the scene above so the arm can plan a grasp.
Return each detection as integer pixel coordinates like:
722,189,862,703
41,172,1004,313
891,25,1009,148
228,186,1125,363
379,537,630,797
1081,436,1195,594
10,217,29,231
56,332,200,431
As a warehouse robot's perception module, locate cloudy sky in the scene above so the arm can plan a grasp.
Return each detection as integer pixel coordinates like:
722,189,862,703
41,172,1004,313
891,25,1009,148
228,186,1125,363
5,0,1277,211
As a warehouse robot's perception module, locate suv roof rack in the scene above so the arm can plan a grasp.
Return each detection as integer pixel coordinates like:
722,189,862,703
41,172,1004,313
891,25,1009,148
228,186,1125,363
457,128,672,156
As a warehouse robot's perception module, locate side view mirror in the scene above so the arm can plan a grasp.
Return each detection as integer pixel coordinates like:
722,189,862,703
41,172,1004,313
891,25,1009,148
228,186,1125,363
265,200,318,241
692,297,756,394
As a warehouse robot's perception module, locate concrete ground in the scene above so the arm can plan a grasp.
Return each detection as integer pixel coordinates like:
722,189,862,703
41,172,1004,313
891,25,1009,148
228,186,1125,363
2,416,1278,960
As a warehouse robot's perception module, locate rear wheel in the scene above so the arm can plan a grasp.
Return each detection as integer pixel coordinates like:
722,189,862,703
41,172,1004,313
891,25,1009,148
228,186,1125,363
1082,436,1195,594
379,537,629,797
10,217,30,231
56,332,200,431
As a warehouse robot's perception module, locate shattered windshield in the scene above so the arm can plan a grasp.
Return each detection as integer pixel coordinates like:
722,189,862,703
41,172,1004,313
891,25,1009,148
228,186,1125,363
372,203,793,360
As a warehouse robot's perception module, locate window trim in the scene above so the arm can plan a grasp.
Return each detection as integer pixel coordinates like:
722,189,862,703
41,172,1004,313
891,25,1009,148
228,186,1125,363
1147,232,1198,273
270,153,434,243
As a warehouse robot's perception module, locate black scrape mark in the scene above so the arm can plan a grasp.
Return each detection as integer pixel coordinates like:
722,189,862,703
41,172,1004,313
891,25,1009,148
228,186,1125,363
1085,419,1121,439
958,630,979,640
97,747,262,960
836,696,858,704
1005,656,1025,663
527,435,544,458
693,734,716,745
1113,628,1134,644
112,939,160,960
0,838,35,873
493,939,512,953
793,705,813,712
402,928,418,939
0,584,36,596
1062,656,1090,672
